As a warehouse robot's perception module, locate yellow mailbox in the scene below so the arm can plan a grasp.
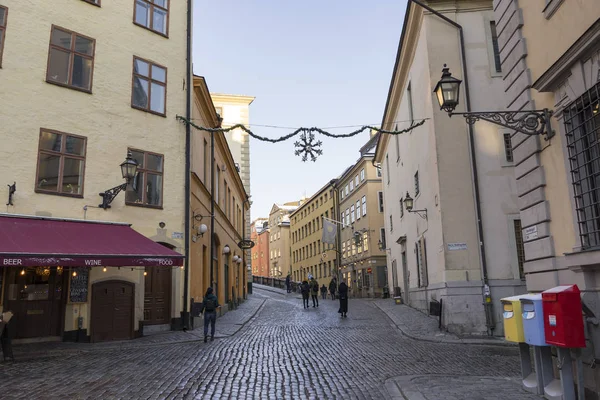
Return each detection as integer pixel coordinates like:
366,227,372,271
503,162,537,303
501,295,526,342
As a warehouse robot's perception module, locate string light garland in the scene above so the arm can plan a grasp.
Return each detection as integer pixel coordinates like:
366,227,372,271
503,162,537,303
177,115,426,162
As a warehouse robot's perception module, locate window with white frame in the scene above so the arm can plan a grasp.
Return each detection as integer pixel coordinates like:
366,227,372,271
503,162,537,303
355,175,359,187
378,191,384,212
489,21,502,73
351,205,355,223
345,209,350,226
356,200,360,220
345,185,349,195
362,196,367,216
350,180,354,191
360,168,365,181
340,189,344,200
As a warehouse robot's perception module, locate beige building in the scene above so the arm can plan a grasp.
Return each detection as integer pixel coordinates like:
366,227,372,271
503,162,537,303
267,202,301,278
210,93,254,263
0,0,189,341
375,0,525,336
290,183,339,283
493,0,600,395
338,135,387,298
190,77,249,315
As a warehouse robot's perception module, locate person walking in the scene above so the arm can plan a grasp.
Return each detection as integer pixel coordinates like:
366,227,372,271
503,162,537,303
320,284,328,300
285,274,291,293
310,277,319,308
202,287,219,342
300,280,310,309
329,278,337,300
338,281,348,318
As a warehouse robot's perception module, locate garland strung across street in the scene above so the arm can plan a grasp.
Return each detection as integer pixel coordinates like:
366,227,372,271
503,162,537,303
176,115,426,162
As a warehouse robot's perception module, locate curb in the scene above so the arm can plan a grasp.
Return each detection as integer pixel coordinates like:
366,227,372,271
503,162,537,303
8,297,268,361
373,301,516,348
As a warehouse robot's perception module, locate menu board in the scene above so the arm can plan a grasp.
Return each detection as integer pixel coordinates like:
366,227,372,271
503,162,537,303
69,268,89,303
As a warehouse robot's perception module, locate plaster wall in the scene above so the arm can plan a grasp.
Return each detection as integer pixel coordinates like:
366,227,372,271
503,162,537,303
0,0,189,334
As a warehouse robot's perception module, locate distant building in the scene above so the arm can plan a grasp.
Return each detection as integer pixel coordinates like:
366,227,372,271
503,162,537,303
268,201,302,278
338,134,387,298
290,182,339,283
250,219,269,277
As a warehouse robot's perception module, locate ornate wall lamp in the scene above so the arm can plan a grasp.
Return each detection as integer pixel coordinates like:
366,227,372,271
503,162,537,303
191,210,209,238
403,192,427,220
434,65,554,140
98,151,138,209
223,245,231,255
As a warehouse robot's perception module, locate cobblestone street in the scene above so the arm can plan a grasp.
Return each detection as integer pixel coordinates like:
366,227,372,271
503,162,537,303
0,286,540,399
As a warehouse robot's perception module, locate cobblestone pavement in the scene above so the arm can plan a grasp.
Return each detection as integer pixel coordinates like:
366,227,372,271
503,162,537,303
0,286,539,399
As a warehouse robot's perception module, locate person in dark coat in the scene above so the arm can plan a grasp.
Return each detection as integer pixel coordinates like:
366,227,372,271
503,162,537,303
310,278,319,308
329,278,337,300
338,281,348,318
320,284,328,300
285,274,291,293
202,287,219,342
300,280,310,309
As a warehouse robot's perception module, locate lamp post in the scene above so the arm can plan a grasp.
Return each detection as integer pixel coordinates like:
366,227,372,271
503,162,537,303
434,65,554,139
403,192,427,220
98,151,138,209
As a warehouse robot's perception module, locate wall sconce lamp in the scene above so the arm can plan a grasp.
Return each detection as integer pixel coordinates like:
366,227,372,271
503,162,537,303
236,258,242,265
233,255,239,262
99,151,138,209
223,245,231,255
404,192,427,220
434,64,554,140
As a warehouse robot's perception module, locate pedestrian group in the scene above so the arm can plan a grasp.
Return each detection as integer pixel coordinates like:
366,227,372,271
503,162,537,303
298,274,349,318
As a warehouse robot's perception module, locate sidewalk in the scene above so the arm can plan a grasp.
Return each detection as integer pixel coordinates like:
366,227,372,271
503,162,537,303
8,294,267,361
373,299,513,347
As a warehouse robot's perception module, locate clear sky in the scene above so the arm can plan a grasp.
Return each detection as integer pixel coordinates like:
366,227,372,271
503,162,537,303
193,0,407,220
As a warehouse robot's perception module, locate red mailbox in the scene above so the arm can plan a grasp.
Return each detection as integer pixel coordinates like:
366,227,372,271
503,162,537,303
542,285,585,348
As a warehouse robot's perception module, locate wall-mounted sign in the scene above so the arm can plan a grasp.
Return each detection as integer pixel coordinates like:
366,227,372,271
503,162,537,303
524,225,538,241
172,232,184,240
447,243,467,251
238,240,255,250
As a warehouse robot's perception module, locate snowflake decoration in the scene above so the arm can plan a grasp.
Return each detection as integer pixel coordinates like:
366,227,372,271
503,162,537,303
294,131,323,162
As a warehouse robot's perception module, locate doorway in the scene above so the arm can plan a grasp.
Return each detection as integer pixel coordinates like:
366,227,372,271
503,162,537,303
143,266,172,325
3,267,67,339
91,280,134,342
401,251,409,304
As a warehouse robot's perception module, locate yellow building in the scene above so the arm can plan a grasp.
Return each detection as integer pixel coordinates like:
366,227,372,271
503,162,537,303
338,135,387,298
0,0,189,341
190,77,249,313
493,0,600,394
267,201,302,278
290,183,339,283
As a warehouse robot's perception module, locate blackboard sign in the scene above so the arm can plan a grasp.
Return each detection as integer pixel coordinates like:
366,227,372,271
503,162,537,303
69,268,89,303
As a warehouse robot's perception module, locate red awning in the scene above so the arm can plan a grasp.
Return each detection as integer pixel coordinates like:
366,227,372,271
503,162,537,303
0,215,184,267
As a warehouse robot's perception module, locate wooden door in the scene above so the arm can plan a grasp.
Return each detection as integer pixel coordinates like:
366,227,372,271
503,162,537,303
3,267,66,339
144,267,171,325
91,281,134,342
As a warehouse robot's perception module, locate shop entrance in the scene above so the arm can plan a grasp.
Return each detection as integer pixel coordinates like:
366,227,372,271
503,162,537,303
91,280,134,342
3,266,67,339
143,266,172,325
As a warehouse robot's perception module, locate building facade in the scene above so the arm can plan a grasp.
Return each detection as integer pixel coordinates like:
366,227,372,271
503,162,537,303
267,202,301,278
493,0,600,395
290,182,338,283
0,0,190,341
190,76,248,316
375,0,525,336
250,218,269,277
338,135,387,298
210,93,255,268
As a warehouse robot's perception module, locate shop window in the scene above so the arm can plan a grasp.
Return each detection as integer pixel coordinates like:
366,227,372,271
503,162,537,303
134,0,169,36
36,129,87,196
46,26,95,92
126,148,164,207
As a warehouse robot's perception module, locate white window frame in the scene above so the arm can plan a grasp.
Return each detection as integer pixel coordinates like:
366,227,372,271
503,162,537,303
360,168,365,181
355,175,359,187
362,195,367,216
350,180,354,191
356,200,361,220
351,205,355,223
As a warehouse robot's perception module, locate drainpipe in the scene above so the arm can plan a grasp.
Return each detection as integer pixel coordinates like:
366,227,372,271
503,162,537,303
182,0,192,330
410,0,494,335
332,180,342,285
243,196,251,296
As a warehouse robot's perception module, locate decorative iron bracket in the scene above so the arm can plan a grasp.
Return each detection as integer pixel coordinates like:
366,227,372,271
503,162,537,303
408,209,428,220
6,182,15,206
449,108,554,140
98,183,127,210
